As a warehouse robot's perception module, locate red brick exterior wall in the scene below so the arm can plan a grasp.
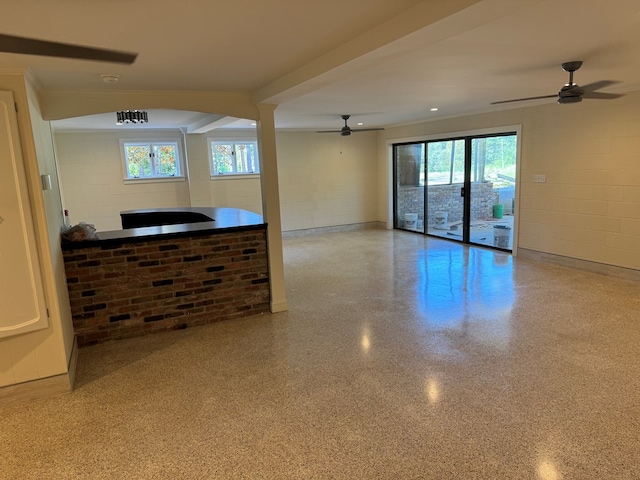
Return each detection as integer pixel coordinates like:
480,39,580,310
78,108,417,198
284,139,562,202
396,182,498,226
62,229,270,346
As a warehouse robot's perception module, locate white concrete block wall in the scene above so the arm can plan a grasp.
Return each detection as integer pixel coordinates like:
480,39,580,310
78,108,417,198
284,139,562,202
194,129,264,215
55,128,380,234
381,90,640,271
56,131,191,231
192,129,378,230
276,131,378,231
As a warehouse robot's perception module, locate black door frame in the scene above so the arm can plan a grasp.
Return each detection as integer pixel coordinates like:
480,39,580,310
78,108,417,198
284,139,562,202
393,131,517,249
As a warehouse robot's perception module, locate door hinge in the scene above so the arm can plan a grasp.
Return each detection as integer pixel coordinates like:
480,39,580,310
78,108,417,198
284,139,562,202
46,308,50,318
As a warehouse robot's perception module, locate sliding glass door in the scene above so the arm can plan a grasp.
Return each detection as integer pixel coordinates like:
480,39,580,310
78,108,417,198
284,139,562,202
394,143,425,233
469,135,516,249
425,139,465,241
393,132,517,251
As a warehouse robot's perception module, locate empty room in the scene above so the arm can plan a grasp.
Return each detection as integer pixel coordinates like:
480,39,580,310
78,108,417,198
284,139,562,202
1,1,639,478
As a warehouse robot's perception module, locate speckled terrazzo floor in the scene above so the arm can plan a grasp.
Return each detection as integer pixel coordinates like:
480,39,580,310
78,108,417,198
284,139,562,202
2,229,639,479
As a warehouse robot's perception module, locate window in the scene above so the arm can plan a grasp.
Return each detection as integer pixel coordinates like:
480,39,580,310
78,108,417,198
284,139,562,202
121,140,183,181
426,139,465,185
209,140,260,176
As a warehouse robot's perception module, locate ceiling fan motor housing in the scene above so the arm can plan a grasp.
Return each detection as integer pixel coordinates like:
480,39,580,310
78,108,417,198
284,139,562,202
558,84,583,104
558,94,582,104
315,114,384,135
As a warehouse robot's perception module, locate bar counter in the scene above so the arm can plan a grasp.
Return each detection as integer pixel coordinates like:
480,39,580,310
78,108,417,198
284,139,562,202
62,208,270,346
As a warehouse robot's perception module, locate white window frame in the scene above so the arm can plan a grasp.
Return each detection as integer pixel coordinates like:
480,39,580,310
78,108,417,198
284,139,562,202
208,139,260,179
120,138,185,183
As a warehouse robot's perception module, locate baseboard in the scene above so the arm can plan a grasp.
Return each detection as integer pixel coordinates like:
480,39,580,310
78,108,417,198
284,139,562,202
517,248,640,282
0,372,73,409
270,299,289,313
67,337,79,390
0,338,78,409
282,221,386,238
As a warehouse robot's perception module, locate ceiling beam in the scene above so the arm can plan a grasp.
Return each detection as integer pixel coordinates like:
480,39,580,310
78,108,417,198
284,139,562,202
252,0,482,105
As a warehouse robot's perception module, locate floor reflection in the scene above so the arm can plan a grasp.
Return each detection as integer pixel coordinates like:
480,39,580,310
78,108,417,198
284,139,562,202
412,242,515,350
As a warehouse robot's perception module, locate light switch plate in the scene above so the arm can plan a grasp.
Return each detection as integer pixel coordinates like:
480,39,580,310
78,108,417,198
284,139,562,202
533,174,546,183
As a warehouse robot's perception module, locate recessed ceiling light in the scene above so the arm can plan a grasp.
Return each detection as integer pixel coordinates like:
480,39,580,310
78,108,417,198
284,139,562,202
357,122,364,126
430,107,438,111
101,74,119,84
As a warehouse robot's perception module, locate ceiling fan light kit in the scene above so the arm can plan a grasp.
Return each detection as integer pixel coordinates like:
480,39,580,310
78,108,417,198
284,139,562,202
491,61,622,106
316,115,385,136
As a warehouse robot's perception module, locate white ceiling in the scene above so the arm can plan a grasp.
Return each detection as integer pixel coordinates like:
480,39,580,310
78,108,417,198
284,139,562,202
1,0,639,132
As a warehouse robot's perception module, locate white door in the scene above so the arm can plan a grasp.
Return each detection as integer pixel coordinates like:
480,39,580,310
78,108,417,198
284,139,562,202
0,90,48,338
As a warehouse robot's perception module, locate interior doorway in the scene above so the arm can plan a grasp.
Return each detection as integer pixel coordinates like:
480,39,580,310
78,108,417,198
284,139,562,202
393,132,517,251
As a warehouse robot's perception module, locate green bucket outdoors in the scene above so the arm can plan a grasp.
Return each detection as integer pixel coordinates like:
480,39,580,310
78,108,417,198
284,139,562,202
492,204,504,219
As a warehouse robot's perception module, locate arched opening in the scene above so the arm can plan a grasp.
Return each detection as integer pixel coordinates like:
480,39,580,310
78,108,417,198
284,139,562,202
51,109,264,231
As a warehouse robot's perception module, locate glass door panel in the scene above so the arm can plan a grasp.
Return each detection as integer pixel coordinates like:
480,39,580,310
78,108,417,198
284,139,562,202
426,139,465,241
394,143,425,232
469,135,517,250
393,132,517,252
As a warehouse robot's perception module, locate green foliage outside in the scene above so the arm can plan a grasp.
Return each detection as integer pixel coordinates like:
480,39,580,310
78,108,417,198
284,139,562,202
427,139,465,185
475,135,517,179
212,144,233,174
154,145,177,176
212,142,259,174
126,145,151,178
425,135,517,186
235,144,257,173
126,143,178,178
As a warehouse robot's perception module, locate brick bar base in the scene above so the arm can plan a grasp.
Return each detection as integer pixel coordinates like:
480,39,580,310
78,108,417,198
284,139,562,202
62,229,270,346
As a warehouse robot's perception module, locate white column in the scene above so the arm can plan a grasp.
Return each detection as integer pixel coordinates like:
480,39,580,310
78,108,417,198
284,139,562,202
256,104,288,312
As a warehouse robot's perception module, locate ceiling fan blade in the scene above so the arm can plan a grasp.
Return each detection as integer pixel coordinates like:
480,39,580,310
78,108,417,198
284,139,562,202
493,62,621,107
316,127,384,133
579,80,618,92
491,94,557,105
0,33,138,64
582,91,623,100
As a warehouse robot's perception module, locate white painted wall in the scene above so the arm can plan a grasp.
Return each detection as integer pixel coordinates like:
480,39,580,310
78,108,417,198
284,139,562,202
26,79,76,364
56,131,192,231
380,91,640,270
55,128,380,233
277,131,378,231
186,131,264,214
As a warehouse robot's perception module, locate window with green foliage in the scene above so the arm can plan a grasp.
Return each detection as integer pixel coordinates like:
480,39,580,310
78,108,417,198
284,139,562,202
423,135,517,186
209,140,260,176
426,139,465,185
121,140,182,180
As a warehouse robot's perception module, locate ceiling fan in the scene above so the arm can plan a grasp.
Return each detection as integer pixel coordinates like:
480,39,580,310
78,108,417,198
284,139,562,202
316,115,385,136
491,61,622,105
0,33,138,64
